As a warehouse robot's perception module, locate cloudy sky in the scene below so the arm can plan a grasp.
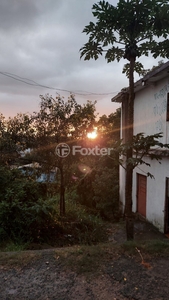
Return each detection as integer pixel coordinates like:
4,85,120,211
0,0,167,119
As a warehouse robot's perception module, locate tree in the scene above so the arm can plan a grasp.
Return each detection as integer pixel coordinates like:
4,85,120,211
80,0,169,239
0,113,33,166
97,108,120,143
76,108,121,220
114,132,169,178
29,94,97,216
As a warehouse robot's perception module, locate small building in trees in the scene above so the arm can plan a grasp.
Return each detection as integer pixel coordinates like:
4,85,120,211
112,61,169,233
18,163,57,183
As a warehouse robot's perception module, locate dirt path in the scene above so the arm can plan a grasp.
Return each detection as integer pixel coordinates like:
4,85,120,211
1,220,169,300
0,249,169,300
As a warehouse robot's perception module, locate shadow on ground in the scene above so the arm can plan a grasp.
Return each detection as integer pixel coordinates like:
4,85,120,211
110,218,169,244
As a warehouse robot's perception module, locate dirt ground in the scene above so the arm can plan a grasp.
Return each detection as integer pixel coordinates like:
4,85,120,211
1,220,169,300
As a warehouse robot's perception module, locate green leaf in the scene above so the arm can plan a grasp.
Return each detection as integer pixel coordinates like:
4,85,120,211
80,42,103,60
80,0,169,64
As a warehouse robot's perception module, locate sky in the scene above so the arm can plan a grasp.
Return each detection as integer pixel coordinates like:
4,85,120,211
0,0,167,119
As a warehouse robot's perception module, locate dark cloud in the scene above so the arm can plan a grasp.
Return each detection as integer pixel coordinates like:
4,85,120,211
0,0,40,32
0,0,165,118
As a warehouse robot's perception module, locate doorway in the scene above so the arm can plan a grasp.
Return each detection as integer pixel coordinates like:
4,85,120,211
137,174,147,218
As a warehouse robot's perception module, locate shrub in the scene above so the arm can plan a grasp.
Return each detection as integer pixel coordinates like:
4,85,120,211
57,196,107,245
76,167,119,221
0,167,58,243
92,168,119,220
0,167,108,247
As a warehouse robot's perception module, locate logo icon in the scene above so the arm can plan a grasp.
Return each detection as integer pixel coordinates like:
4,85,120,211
55,143,70,158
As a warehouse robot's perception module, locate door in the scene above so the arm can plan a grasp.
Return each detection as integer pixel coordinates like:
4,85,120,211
164,178,169,233
137,174,147,217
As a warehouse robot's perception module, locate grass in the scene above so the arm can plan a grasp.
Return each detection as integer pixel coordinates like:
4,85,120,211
0,239,169,275
138,239,169,255
122,238,169,251
0,251,41,268
0,240,30,252
1,218,169,276
52,243,113,277
54,239,169,276
5,242,29,252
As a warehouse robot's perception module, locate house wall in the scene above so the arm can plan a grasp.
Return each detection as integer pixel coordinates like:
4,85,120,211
134,77,169,143
120,75,169,231
132,76,169,232
133,157,169,232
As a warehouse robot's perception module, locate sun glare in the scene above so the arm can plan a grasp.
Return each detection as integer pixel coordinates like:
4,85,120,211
87,130,97,139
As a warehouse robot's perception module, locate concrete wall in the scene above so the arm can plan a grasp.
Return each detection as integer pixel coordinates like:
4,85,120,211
134,77,169,143
133,157,169,232
120,76,169,232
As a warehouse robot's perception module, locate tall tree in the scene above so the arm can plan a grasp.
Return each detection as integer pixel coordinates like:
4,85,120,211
30,94,97,215
80,0,169,239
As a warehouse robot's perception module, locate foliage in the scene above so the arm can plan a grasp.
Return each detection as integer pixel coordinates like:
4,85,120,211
97,108,121,143
0,95,121,243
122,62,148,78
0,113,33,166
28,94,97,215
76,166,119,221
0,166,107,246
61,197,107,245
113,132,169,177
4,242,29,252
80,0,169,240
32,93,97,146
123,60,165,78
0,167,56,243
0,167,48,201
76,169,96,208
80,0,169,64
0,94,98,215
92,167,119,220
73,108,121,220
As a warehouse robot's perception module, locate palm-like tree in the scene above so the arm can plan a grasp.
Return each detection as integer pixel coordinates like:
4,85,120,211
80,0,169,239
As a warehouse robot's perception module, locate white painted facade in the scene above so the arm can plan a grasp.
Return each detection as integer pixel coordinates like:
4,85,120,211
113,62,169,233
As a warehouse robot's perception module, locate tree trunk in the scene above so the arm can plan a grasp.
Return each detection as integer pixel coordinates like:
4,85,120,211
125,56,135,240
59,165,65,216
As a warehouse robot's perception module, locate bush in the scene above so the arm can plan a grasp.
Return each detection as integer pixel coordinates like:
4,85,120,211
76,167,119,221
0,167,58,243
92,168,119,220
56,196,107,245
0,167,108,247
76,169,96,208
0,195,58,243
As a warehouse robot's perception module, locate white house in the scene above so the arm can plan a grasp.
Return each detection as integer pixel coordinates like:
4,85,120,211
112,61,169,233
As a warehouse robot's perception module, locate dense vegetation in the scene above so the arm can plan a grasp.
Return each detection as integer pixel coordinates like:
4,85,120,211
0,96,120,249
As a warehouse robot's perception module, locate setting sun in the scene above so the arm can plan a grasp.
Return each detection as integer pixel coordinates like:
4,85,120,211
87,130,97,139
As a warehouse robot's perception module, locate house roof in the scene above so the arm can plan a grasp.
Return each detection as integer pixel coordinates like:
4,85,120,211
18,162,41,169
111,61,169,103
